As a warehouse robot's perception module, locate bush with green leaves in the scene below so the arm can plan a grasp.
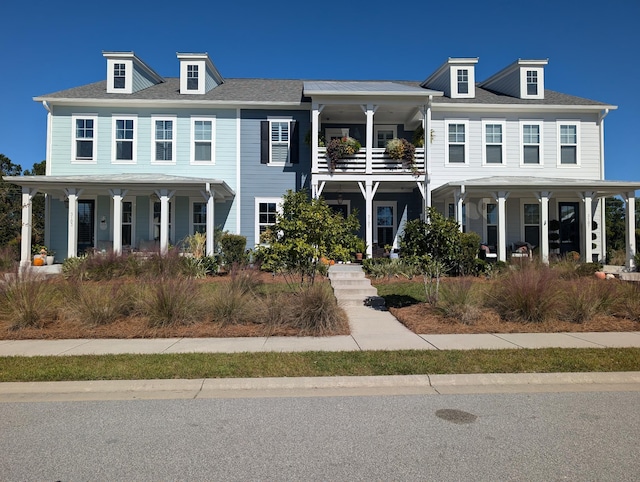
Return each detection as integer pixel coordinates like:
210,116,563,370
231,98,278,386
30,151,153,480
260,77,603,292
219,233,249,267
256,190,360,285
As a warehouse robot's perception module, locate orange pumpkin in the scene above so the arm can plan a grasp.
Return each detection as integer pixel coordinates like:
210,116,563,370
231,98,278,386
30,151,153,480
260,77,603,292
33,257,44,266
594,271,606,280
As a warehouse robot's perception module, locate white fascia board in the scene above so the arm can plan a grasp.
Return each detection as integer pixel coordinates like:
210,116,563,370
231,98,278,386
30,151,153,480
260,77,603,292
32,97,310,110
304,90,442,98
431,103,617,113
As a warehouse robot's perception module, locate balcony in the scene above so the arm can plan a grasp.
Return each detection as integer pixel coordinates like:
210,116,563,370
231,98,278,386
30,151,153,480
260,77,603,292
314,147,425,175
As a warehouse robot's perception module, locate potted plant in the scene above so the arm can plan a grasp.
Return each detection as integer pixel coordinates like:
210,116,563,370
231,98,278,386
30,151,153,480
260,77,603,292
32,245,48,266
353,238,367,262
326,136,361,170
385,138,418,175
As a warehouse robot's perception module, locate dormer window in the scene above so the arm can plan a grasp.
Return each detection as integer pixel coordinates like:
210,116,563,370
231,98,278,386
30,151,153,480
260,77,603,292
113,63,126,89
526,70,538,96
187,65,199,90
457,69,469,94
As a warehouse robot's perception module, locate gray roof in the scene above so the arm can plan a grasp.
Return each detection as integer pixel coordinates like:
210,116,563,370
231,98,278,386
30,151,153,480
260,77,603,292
303,81,440,97
35,78,612,108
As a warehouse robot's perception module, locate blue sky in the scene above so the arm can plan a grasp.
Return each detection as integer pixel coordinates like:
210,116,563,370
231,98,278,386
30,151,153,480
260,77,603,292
2,0,639,182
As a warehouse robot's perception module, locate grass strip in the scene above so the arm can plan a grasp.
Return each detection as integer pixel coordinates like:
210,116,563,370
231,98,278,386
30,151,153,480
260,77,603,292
1,348,639,382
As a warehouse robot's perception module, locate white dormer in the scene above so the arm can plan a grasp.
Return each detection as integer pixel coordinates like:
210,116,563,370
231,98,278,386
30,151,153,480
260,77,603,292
421,58,478,99
102,51,164,94
177,53,224,95
480,59,548,100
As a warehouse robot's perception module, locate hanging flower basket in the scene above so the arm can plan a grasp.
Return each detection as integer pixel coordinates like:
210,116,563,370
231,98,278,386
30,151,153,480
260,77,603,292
385,138,418,175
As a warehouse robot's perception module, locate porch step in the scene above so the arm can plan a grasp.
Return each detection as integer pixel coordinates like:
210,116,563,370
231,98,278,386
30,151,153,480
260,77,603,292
619,272,640,282
328,264,385,308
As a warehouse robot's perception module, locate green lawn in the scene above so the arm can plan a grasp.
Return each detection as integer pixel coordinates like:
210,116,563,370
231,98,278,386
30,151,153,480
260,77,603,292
1,348,639,382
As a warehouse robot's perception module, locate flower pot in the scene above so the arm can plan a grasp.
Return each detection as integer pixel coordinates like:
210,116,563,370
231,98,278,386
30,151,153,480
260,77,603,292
46,256,54,266
355,253,363,261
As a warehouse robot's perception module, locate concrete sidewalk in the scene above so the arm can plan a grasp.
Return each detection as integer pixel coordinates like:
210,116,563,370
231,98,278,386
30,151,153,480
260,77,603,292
1,302,639,357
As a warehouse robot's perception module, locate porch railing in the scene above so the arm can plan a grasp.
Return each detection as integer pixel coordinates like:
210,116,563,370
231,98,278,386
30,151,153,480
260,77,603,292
315,147,425,174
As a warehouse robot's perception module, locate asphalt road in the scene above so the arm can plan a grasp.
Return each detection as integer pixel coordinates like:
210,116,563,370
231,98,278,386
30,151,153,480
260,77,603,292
1,391,639,481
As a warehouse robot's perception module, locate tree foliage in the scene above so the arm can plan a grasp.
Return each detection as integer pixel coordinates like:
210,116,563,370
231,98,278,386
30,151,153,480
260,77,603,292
255,190,360,285
0,154,23,247
24,160,46,246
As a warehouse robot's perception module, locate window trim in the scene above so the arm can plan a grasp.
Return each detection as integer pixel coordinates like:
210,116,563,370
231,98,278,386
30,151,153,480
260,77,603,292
269,118,291,166
556,121,580,167
113,63,126,90
255,197,282,246
520,67,544,99
111,115,137,164
190,116,216,165
481,120,506,166
149,198,175,245
325,199,351,217
445,120,469,166
151,116,177,165
521,199,541,248
374,125,397,148
186,64,199,91
457,68,469,95
71,114,98,164
520,120,544,167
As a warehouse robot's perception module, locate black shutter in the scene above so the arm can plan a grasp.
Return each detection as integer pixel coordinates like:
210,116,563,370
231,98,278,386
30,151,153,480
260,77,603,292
260,121,269,164
290,120,299,164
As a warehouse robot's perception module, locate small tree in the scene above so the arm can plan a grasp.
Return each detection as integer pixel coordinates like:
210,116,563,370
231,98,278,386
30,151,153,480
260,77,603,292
256,190,360,285
220,233,249,267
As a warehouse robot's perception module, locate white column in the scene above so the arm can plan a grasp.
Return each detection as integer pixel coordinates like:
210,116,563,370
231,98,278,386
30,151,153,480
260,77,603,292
202,188,215,256
311,103,323,174
20,187,38,267
155,189,175,255
455,187,466,233
65,188,82,259
365,180,373,258
536,191,551,264
625,192,636,271
494,191,509,262
363,104,377,174
109,189,127,256
424,101,432,212
581,191,595,263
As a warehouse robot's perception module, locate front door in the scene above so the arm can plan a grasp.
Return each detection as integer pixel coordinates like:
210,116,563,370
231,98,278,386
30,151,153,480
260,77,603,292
559,202,580,255
77,200,95,254
374,202,396,249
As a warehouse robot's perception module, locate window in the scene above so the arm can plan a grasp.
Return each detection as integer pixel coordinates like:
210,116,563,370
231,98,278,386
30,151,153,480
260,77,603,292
192,202,207,234
483,121,505,164
448,203,466,233
523,203,540,247
457,69,469,94
521,122,542,165
153,118,175,163
559,123,578,165
374,202,397,247
261,120,299,165
485,203,497,248
255,197,282,245
152,201,173,243
446,121,468,164
375,125,397,148
187,65,199,90
122,201,133,247
114,63,126,89
191,117,215,163
526,70,538,96
73,116,97,162
113,116,136,163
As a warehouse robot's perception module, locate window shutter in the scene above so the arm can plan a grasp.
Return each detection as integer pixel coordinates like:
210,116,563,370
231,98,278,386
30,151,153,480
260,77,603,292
260,121,269,164
290,120,299,164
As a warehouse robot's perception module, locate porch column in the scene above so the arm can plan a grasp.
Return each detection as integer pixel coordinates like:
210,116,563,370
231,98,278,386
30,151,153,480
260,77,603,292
424,101,432,213
19,187,38,267
311,103,324,174
201,186,215,256
624,192,637,271
109,189,127,256
154,189,175,256
65,188,83,259
494,191,509,262
362,104,377,174
536,191,552,264
580,191,595,263
455,186,466,233
359,180,379,258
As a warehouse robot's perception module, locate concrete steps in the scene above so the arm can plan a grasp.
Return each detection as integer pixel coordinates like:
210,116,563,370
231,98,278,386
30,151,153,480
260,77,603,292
328,264,385,308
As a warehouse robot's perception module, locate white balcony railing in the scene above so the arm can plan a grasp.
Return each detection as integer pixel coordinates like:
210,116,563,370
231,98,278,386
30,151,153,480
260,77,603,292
315,147,425,174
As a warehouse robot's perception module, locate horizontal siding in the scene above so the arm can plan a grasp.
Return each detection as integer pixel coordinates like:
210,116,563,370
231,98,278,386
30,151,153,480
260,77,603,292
132,65,156,93
482,70,520,97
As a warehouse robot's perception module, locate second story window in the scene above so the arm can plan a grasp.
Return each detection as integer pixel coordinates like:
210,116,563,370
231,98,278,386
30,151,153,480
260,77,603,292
74,117,95,161
559,124,578,164
526,70,538,96
192,118,214,163
447,123,467,163
270,121,290,164
261,120,298,165
114,63,126,89
484,123,503,164
154,119,174,162
457,69,469,94
522,123,541,165
187,65,199,90
114,117,136,163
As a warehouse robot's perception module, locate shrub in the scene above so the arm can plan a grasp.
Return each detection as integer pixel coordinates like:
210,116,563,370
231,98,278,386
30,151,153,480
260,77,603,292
558,278,616,324
220,233,248,267
615,282,640,322
63,281,133,325
138,276,203,327
208,281,258,325
289,283,348,336
62,255,88,281
0,269,57,329
490,264,559,323
575,262,603,277
437,277,481,325
0,244,18,272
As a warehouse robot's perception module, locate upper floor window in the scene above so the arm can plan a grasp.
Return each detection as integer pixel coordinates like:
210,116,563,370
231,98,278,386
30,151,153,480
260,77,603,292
113,116,136,163
191,117,215,164
521,122,542,165
73,116,97,162
457,69,469,95
559,123,578,165
153,118,175,163
261,120,299,165
114,63,126,89
446,121,468,164
526,70,538,96
187,65,199,91
483,122,505,164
